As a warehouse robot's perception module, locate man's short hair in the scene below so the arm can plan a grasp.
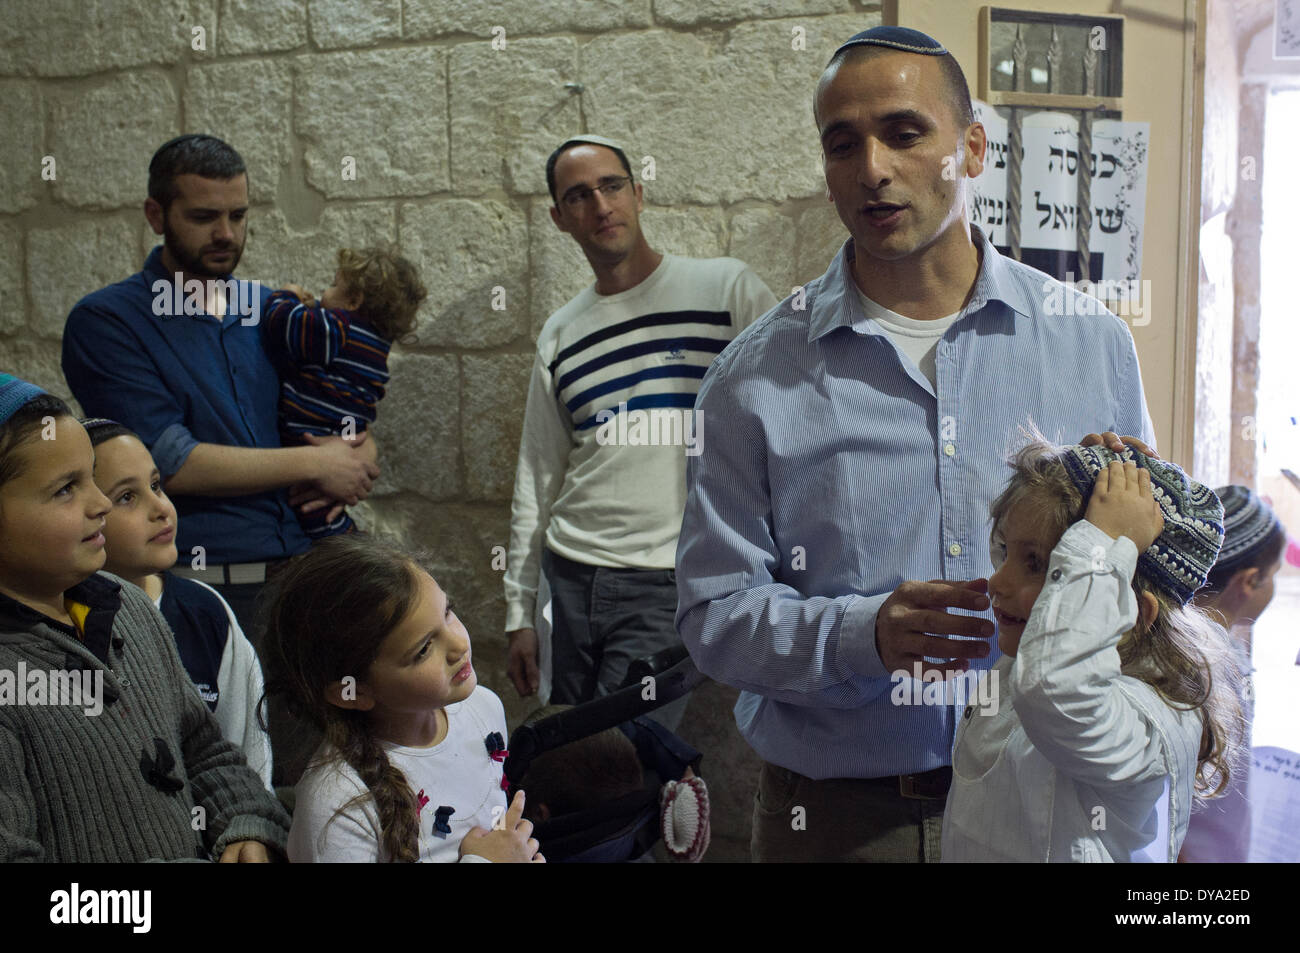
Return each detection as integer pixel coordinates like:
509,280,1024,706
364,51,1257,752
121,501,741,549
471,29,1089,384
545,136,634,204
816,44,975,131
147,134,247,210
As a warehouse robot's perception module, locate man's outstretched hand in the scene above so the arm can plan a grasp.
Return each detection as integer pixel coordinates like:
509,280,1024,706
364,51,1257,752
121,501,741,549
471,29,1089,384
874,578,994,677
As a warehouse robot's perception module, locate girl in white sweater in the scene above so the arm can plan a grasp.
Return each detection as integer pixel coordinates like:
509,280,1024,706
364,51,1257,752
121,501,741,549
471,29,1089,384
942,442,1246,862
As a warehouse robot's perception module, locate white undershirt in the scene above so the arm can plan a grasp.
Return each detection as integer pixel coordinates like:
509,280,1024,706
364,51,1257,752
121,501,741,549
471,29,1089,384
853,286,961,390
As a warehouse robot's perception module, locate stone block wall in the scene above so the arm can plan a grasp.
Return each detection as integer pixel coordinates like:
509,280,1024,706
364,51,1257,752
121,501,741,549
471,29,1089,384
0,0,886,859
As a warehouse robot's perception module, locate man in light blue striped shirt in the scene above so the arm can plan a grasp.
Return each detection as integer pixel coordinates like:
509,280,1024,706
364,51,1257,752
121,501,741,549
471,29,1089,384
675,26,1156,862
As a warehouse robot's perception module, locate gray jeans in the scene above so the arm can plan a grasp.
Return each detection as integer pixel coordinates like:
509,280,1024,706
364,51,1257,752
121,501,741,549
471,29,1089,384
542,548,690,731
751,761,946,863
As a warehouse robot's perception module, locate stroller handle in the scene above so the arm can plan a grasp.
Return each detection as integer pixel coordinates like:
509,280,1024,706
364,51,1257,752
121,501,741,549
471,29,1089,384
503,645,705,787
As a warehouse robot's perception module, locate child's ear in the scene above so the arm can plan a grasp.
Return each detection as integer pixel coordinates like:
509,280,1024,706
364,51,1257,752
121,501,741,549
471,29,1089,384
325,678,375,712
1138,590,1160,632
1238,567,1261,593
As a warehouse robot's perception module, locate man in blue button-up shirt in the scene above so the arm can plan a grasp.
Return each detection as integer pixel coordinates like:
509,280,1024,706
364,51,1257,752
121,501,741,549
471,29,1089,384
62,136,378,634
675,27,1156,862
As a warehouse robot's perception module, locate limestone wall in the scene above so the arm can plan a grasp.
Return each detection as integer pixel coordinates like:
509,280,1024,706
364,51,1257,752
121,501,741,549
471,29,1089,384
1,0,887,858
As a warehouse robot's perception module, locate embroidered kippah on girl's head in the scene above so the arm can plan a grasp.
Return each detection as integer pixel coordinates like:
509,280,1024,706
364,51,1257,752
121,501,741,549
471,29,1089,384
1059,445,1224,606
0,374,47,426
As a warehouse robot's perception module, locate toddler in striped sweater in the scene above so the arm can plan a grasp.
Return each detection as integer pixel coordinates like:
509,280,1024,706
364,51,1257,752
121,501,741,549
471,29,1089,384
263,245,426,537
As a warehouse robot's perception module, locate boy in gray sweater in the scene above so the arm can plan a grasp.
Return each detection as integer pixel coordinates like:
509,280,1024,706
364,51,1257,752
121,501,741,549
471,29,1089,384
0,374,289,861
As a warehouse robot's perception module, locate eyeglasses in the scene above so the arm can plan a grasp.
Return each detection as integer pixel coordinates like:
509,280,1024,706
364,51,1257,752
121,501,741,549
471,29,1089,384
560,176,633,208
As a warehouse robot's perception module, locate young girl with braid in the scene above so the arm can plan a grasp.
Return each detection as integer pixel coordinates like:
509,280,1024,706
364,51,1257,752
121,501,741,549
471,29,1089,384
262,534,544,862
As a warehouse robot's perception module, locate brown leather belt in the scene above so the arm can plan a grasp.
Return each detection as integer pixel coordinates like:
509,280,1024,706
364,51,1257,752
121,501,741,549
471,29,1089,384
172,557,292,586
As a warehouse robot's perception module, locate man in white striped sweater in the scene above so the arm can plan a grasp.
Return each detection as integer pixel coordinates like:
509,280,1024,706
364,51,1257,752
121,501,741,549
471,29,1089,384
503,136,777,729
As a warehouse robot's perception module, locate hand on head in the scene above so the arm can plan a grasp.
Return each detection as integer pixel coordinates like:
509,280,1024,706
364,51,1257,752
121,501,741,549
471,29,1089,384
1079,431,1158,459
1084,460,1165,552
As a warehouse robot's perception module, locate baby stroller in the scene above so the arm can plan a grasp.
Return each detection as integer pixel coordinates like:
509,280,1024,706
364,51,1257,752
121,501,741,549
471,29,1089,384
502,644,707,862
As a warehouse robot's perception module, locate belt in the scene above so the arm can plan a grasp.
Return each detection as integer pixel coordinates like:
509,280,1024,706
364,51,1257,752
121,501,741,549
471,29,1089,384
172,559,288,586
868,766,953,800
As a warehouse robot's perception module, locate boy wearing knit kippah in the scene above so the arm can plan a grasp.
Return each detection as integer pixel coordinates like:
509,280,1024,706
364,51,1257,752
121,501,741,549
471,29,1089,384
942,441,1247,862
1198,486,1288,629
0,374,289,861
1180,486,1289,862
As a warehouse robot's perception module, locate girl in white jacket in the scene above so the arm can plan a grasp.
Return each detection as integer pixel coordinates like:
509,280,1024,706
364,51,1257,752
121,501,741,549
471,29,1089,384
942,442,1246,862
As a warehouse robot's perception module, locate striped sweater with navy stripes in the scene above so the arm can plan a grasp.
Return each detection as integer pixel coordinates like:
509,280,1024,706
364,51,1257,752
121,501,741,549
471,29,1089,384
262,290,392,439
504,254,777,632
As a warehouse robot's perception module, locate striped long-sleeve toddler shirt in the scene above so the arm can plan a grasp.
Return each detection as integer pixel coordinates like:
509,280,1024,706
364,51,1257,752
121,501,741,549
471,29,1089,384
263,290,391,439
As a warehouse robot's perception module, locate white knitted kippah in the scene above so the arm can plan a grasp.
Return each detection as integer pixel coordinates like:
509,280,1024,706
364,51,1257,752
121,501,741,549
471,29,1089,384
659,775,711,862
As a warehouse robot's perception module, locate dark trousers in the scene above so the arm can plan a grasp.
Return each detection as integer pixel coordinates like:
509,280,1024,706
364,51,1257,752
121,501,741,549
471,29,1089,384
543,548,690,731
750,761,946,863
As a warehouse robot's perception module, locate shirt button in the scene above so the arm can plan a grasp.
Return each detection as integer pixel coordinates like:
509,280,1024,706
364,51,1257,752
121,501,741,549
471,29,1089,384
948,542,962,557
944,442,956,456
1051,568,1062,581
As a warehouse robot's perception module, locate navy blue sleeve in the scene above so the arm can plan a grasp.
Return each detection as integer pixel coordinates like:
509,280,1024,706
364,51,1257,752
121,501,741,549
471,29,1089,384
63,299,199,478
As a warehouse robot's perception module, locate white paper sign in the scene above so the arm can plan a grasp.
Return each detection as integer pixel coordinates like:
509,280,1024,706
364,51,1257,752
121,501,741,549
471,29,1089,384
970,101,1149,284
1249,746,1300,862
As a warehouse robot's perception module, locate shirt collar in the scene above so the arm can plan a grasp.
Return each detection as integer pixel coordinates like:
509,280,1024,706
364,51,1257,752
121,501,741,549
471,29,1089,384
807,225,1034,342
143,245,170,283
0,572,122,632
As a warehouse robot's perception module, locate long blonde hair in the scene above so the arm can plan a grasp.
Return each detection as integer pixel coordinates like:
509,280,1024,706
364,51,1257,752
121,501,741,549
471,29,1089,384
989,439,1247,798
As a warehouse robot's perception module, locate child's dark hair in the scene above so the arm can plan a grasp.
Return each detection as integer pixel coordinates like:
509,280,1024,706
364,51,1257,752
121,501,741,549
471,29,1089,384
515,704,645,822
989,438,1247,799
80,417,140,449
335,245,427,341
0,394,74,489
260,534,425,862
